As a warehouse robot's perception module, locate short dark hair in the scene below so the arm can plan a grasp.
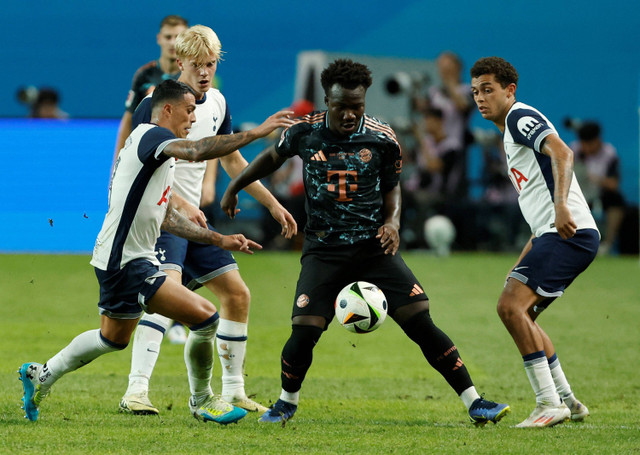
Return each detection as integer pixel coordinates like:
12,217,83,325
320,59,373,94
160,15,188,29
35,88,59,105
577,121,601,141
439,51,463,70
424,107,443,119
470,57,519,88
151,80,196,111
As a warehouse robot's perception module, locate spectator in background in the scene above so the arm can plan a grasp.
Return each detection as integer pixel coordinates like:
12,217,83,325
411,51,474,155
477,131,512,204
427,51,475,154
401,107,469,250
404,51,475,250
16,86,69,119
412,107,467,199
474,129,528,251
113,15,188,159
570,121,625,255
30,88,69,119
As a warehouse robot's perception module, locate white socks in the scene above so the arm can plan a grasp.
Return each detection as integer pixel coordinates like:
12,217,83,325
41,329,124,391
125,313,171,395
216,319,248,400
459,386,481,410
523,352,561,406
549,355,577,408
125,315,250,404
280,389,299,406
184,316,219,404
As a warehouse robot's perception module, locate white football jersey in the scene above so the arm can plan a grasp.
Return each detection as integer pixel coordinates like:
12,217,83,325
91,124,182,271
503,102,598,237
132,88,231,207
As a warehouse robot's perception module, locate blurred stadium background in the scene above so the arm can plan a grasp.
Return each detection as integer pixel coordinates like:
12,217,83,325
1,0,638,254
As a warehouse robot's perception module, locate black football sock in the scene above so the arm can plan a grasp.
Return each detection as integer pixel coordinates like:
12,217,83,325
400,310,473,394
280,324,323,393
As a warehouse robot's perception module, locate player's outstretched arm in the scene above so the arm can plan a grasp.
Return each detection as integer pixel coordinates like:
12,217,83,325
219,150,298,238
221,145,288,219
162,197,261,254
541,134,577,239
163,110,294,162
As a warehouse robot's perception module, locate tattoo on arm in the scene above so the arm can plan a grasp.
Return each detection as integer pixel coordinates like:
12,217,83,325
165,131,259,162
161,207,220,245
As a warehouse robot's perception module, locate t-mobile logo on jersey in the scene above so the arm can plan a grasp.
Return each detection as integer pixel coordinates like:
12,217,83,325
517,116,543,140
327,170,357,202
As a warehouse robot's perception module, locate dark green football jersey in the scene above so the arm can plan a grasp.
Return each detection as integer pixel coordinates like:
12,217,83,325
124,60,180,113
275,111,402,245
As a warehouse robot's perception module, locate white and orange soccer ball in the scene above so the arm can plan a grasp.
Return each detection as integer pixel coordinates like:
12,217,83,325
334,281,388,333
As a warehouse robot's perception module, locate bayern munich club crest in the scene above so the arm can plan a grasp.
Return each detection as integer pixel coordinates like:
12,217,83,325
296,294,310,308
359,148,372,163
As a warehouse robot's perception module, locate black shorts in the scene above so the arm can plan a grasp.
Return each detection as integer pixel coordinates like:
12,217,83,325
292,238,428,327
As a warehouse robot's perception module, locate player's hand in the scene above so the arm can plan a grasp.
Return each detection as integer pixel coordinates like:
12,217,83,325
220,190,240,219
269,203,298,239
180,203,208,228
376,224,400,256
554,204,577,239
219,234,262,254
253,110,295,138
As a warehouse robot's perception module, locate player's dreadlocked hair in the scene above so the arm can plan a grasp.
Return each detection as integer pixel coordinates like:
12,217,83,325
470,57,519,88
321,59,373,94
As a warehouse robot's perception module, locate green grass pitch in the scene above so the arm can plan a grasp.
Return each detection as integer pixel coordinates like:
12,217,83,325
1,251,638,454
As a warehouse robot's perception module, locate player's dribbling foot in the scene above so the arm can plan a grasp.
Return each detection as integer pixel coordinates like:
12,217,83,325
468,397,510,426
18,362,48,422
119,391,159,415
188,395,247,424
258,399,297,423
226,395,269,413
567,399,589,421
515,403,571,428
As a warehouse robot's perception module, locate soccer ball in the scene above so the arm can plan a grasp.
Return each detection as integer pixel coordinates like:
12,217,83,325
424,215,456,256
334,281,388,333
